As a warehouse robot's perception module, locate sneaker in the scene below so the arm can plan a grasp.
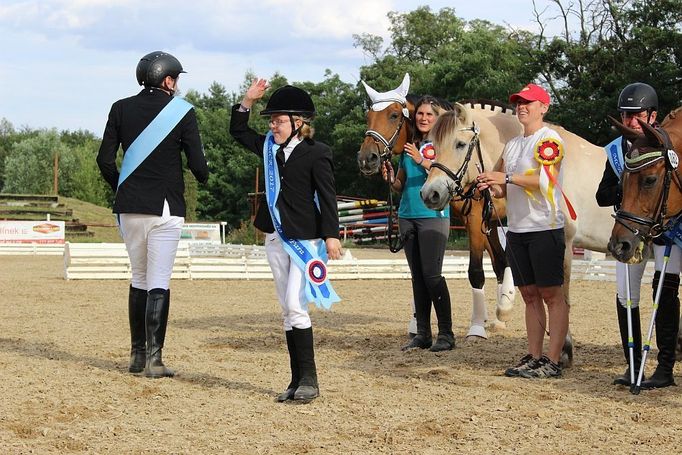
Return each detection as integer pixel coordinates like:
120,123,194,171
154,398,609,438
504,354,536,377
519,355,562,379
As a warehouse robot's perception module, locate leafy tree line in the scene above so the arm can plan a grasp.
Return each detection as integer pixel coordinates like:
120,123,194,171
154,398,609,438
2,1,680,232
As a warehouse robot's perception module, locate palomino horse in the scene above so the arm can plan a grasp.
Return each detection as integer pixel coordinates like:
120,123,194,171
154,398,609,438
420,102,615,367
357,74,516,340
608,109,682,359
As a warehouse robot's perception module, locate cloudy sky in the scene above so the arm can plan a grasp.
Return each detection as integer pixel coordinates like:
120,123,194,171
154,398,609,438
0,0,552,135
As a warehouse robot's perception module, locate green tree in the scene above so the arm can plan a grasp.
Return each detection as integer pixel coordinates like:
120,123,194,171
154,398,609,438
355,7,533,103
60,138,113,206
526,0,682,144
3,130,68,194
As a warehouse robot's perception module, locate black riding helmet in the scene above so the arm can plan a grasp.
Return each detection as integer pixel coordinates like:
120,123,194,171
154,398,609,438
617,82,658,113
260,85,316,117
260,85,315,147
136,51,186,87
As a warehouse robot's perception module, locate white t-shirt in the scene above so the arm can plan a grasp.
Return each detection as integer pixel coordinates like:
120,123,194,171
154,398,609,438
503,126,565,233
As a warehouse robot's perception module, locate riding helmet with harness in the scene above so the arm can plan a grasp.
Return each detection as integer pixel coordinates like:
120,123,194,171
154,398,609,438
260,85,315,148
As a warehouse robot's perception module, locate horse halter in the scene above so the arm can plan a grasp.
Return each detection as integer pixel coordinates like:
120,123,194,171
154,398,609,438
364,98,410,161
614,131,682,242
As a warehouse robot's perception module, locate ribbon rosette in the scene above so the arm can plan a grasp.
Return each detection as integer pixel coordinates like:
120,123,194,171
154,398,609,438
534,138,577,222
419,141,436,161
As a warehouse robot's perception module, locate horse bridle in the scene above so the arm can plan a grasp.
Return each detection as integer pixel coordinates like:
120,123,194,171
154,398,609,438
614,132,682,242
428,122,494,233
364,98,409,160
361,99,412,252
429,123,483,200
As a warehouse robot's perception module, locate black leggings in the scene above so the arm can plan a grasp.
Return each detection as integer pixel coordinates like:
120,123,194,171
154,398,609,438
399,217,452,338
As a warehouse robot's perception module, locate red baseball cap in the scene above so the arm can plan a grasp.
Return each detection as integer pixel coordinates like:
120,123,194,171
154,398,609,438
509,83,551,105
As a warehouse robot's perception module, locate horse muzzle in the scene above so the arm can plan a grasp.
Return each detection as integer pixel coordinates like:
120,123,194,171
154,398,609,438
357,150,381,176
421,180,450,211
608,234,645,264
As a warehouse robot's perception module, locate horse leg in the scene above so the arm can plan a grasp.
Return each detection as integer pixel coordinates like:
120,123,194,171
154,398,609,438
465,214,489,340
485,223,515,328
408,300,417,338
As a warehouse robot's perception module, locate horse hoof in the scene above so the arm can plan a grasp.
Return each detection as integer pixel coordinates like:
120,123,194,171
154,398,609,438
488,319,507,332
465,335,486,343
465,325,488,340
496,302,514,323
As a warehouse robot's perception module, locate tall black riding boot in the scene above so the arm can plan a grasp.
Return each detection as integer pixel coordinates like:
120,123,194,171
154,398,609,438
144,289,174,378
430,277,455,352
402,281,432,350
128,285,147,373
642,272,679,389
613,297,642,385
292,327,319,401
277,331,300,402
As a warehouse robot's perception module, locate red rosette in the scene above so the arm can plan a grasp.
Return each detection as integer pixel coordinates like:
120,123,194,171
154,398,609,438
534,138,564,166
419,142,436,161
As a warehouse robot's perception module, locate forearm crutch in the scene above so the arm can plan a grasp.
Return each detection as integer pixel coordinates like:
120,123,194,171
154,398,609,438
624,263,636,387
631,241,673,395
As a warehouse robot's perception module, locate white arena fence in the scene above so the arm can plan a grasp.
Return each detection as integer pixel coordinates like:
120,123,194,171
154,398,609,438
0,242,656,282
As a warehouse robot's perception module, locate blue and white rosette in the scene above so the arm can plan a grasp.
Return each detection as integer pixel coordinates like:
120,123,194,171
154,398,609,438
263,132,341,310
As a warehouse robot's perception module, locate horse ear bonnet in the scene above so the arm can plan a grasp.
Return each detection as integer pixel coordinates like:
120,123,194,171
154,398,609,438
136,51,185,87
260,85,316,117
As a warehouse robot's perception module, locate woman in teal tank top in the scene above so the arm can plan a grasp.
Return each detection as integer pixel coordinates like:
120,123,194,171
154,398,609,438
383,96,454,351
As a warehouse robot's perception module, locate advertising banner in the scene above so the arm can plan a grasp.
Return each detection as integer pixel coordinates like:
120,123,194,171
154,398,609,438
180,223,221,243
0,221,66,244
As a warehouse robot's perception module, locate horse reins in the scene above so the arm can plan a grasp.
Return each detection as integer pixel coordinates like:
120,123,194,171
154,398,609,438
614,130,682,242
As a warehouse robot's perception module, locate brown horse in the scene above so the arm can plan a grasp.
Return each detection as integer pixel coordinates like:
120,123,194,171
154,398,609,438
609,111,682,262
357,75,516,340
609,110,682,361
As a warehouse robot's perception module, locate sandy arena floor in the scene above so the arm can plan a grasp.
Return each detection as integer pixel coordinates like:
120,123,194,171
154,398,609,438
0,254,681,454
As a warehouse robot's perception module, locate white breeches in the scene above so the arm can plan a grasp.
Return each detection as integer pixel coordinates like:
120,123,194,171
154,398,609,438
616,243,682,308
119,201,184,291
265,232,319,331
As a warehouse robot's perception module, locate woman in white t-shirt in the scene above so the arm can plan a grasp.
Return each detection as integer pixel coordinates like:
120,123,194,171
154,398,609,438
476,83,569,379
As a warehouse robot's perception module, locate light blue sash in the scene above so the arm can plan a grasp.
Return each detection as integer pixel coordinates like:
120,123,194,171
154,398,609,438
263,132,340,310
604,136,625,180
117,96,193,188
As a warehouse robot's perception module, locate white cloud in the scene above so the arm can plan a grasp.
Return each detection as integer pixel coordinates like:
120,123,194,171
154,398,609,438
0,0,555,133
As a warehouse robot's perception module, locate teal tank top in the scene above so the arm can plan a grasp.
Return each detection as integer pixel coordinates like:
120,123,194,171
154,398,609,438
397,151,450,219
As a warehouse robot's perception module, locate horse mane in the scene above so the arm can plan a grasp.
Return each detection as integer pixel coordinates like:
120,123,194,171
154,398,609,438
458,98,515,115
429,110,462,149
662,105,682,124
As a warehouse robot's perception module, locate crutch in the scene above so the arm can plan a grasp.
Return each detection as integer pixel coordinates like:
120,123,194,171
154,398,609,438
624,263,636,387
631,240,673,395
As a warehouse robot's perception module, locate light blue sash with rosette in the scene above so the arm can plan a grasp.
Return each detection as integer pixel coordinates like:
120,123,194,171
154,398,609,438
118,96,193,188
262,132,340,310
604,136,625,180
